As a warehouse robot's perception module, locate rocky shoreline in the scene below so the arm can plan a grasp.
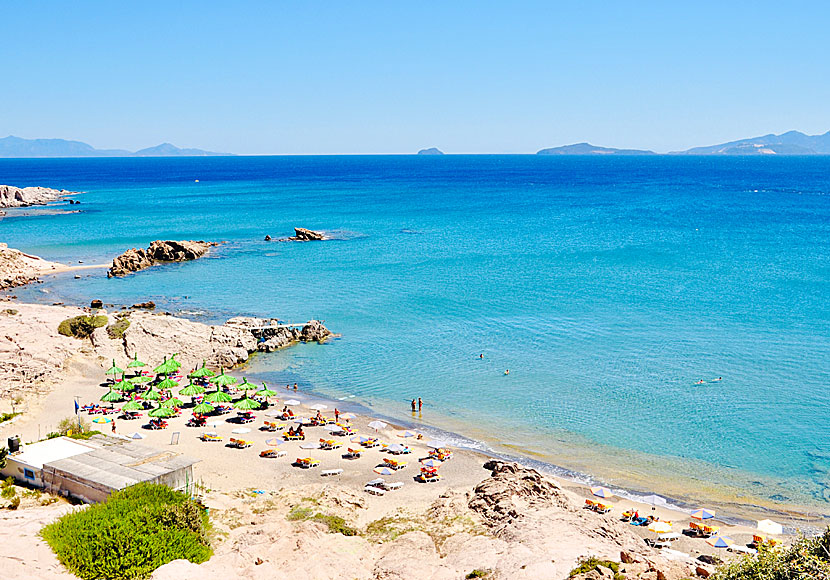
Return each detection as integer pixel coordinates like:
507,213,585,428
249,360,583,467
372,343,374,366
0,243,67,290
108,240,220,277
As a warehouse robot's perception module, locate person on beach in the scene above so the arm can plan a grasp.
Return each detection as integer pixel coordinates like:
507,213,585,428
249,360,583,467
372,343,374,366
334,408,340,422
418,397,423,412
111,420,116,434
411,399,417,412
293,383,298,390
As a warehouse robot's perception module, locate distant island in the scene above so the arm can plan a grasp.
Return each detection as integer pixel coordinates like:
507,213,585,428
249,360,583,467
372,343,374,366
0,136,231,158
537,143,655,156
538,130,830,156
417,147,444,155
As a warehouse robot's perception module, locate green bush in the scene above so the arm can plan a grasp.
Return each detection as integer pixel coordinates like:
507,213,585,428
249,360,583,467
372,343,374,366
713,528,830,580
1,476,16,499
41,483,212,580
569,557,623,580
0,411,20,423
312,513,357,536
106,317,131,339
58,315,108,339
8,495,20,510
466,570,490,579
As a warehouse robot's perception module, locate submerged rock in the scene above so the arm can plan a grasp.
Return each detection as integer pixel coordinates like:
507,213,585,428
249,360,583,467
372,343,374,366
108,240,217,277
284,227,326,241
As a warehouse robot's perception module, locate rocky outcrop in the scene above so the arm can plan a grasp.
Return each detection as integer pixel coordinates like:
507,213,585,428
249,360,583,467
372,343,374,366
0,244,64,289
107,240,217,277
225,317,332,352
283,228,326,241
0,185,77,208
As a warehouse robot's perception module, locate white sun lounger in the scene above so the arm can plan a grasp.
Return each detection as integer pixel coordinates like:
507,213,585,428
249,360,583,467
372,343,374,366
321,468,343,477
366,478,385,487
364,485,386,496
385,481,404,490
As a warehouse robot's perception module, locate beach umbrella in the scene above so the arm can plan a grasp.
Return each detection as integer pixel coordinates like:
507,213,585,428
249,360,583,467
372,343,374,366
148,405,176,418
308,403,328,411
192,402,215,415
142,388,162,401
207,420,224,428
180,382,206,396
300,442,320,449
591,486,613,499
122,400,143,411
129,375,153,384
706,536,734,548
238,378,259,391
101,390,123,403
156,377,179,390
421,458,443,468
126,354,146,373
189,361,215,378
209,368,238,387
168,353,182,369
647,522,673,534
323,424,343,432
642,494,667,510
368,420,388,431
234,396,261,411
92,416,113,424
231,427,252,434
387,444,408,454
426,440,449,449
374,466,395,475
691,508,717,521
265,410,284,418
339,413,356,420
119,379,137,392
204,390,232,403
256,383,277,398
265,437,283,446
105,359,124,376
154,356,178,375
161,397,184,408
757,520,783,535
351,435,375,444
284,399,301,406
397,430,419,438
127,432,144,439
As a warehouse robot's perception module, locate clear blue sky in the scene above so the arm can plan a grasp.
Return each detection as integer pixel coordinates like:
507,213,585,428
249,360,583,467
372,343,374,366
2,1,829,154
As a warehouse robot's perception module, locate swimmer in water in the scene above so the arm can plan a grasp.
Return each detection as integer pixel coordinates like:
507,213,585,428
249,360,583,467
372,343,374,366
504,369,510,375
695,379,705,384
479,353,483,359
713,377,723,382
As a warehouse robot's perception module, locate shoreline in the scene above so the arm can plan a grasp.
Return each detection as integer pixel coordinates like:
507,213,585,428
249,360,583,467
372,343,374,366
7,267,829,531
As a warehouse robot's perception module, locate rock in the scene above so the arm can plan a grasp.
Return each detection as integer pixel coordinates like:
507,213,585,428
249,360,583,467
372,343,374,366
285,227,326,241
417,147,444,155
695,565,712,578
697,554,721,566
621,550,637,564
131,301,156,309
0,244,64,290
108,240,217,277
299,320,332,342
90,299,103,309
0,185,78,208
224,317,332,352
264,235,272,241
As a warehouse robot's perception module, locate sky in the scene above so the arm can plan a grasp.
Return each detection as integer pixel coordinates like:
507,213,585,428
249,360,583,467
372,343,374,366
2,1,829,154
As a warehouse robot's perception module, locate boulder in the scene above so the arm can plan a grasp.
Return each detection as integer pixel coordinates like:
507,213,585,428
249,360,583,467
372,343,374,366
108,240,217,277
0,185,77,208
264,235,272,241
90,299,103,309
131,301,156,309
286,228,326,241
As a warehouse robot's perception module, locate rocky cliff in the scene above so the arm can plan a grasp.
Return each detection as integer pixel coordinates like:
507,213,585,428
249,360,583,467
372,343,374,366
108,240,217,277
0,184,78,208
225,317,333,352
0,243,64,289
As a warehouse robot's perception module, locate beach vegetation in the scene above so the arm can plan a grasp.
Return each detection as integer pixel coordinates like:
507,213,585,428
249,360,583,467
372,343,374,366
0,446,7,469
466,570,490,579
1,308,18,315
8,495,20,509
106,317,131,339
287,505,314,521
713,528,830,580
569,557,623,580
57,315,108,339
2,476,16,499
365,515,421,542
0,411,20,423
285,503,357,536
41,482,212,580
67,430,102,440
54,416,92,438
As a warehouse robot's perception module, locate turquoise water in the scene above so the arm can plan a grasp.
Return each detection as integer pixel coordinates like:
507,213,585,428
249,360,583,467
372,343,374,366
2,156,829,510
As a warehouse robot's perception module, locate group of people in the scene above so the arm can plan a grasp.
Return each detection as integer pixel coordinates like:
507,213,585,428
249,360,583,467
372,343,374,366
410,397,423,412
286,425,305,437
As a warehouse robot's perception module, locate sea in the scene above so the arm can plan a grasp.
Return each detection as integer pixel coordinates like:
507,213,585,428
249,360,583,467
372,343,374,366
2,155,829,517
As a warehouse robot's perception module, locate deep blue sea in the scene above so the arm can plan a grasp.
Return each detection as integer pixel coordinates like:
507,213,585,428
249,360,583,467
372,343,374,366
2,156,829,513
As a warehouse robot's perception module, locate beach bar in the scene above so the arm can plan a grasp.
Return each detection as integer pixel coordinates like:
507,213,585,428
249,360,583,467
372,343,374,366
2,435,198,503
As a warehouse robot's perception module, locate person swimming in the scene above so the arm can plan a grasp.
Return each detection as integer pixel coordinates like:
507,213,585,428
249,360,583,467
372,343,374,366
695,379,705,384
504,369,510,375
712,377,723,382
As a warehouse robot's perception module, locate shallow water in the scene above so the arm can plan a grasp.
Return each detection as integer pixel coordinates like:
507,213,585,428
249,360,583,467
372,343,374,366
2,155,829,512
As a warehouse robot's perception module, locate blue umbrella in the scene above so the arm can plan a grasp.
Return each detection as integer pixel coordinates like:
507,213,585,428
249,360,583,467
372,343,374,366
691,508,717,520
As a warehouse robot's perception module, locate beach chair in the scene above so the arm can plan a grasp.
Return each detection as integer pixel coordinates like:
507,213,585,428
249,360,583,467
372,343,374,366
385,481,404,490
702,525,720,538
364,485,386,496
321,468,343,477
688,522,704,537
383,458,407,470
416,472,441,483
595,503,613,514
363,439,380,448
343,448,362,459
283,433,303,441
620,511,633,522
584,499,597,509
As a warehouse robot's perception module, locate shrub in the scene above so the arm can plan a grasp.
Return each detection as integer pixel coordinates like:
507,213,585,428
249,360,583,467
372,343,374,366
286,506,313,521
466,570,489,578
8,495,20,510
106,318,130,339
1,308,18,315
58,315,108,339
1,476,16,499
0,412,20,423
312,513,357,536
41,482,212,580
569,557,623,580
56,416,91,437
0,447,6,469
713,528,830,580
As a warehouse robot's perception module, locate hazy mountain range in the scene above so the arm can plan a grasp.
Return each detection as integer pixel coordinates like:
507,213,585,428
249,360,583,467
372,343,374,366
0,136,229,158
538,130,830,155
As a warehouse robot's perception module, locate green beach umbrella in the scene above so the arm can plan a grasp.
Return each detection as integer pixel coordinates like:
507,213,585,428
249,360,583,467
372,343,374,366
161,397,184,408
154,356,178,375
157,377,179,390
126,354,146,371
122,400,143,411
204,390,233,404
105,359,124,376
192,402,215,415
129,375,153,384
168,353,182,370
142,388,162,401
209,368,238,387
180,382,206,397
238,378,259,391
234,396,260,411
101,389,123,403
256,382,277,398
148,405,176,418
119,380,137,392
189,361,215,379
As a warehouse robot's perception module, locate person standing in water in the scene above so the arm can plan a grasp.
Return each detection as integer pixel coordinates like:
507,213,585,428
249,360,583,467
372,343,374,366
293,383,298,390
418,397,423,412
411,399,417,412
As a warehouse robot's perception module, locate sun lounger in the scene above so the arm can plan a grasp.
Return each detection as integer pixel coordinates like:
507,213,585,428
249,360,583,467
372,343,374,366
294,457,320,468
283,433,304,441
259,449,287,458
416,472,441,483
343,448,362,459
595,503,613,514
728,545,757,555
321,468,343,477
702,525,720,537
630,517,649,526
382,458,407,470
200,433,223,442
364,485,386,496
362,439,380,448
584,499,597,509
385,481,404,490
